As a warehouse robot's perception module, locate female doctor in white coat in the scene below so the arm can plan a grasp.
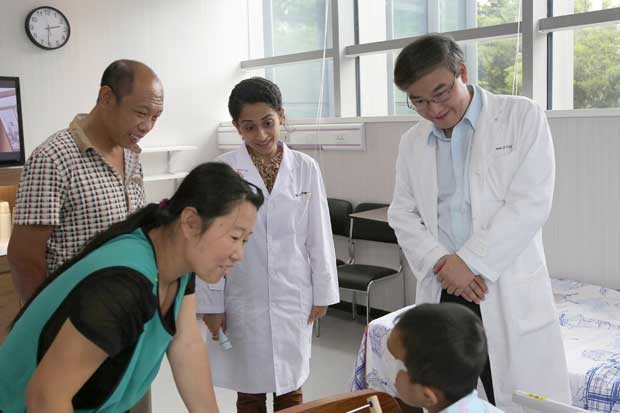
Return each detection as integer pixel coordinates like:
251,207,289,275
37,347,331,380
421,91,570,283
196,77,340,413
387,35,571,412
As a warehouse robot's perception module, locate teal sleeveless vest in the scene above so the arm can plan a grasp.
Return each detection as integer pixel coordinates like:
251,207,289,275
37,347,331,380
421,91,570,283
0,228,191,413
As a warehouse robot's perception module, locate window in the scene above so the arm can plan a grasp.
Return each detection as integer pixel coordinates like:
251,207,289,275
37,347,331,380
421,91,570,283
357,0,522,116
549,0,620,109
551,24,620,109
357,0,520,44
242,0,620,117
554,0,620,16
246,0,334,118
359,37,522,116
392,0,427,36
248,0,332,59
248,61,335,119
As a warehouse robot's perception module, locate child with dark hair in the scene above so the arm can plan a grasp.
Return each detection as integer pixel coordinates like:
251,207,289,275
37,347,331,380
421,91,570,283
384,303,502,413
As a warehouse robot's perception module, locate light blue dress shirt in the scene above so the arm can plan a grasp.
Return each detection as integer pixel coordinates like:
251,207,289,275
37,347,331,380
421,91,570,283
441,390,502,413
431,85,482,255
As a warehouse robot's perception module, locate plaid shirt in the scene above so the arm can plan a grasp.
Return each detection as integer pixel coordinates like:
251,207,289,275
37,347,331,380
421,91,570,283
13,114,145,273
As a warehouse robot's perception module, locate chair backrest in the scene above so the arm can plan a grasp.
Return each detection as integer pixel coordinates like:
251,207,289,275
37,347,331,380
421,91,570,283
352,203,397,244
328,198,353,237
278,389,401,413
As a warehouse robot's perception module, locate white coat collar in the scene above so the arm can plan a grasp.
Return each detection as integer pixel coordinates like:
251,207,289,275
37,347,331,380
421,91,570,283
418,86,505,160
468,87,506,169
237,141,295,196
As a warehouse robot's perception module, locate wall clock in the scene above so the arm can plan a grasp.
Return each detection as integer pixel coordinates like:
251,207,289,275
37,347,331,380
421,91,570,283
25,6,71,50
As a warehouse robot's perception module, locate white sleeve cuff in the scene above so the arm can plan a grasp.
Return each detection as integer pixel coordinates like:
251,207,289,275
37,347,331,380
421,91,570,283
457,247,500,282
418,246,451,280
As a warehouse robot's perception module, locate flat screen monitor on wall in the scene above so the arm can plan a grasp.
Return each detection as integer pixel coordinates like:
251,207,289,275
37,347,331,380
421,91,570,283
0,76,25,167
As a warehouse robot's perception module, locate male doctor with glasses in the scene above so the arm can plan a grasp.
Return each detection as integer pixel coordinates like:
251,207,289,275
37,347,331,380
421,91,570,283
387,34,571,413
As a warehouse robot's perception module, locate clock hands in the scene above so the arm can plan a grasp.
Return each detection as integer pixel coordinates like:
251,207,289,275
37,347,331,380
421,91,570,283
27,7,70,49
44,20,61,47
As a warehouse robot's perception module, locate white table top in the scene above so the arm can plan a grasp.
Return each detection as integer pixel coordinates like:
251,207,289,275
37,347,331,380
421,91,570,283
349,206,389,223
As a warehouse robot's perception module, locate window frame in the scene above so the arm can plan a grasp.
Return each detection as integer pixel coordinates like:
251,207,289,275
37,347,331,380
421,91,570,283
240,0,620,118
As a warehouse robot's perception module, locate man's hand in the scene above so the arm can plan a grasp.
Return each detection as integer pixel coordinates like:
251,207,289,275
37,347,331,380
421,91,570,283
307,306,327,324
202,313,225,340
460,276,488,304
432,255,448,274
434,255,476,295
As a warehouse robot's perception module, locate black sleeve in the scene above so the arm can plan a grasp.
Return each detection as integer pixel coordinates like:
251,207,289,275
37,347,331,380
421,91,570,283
184,273,196,295
67,267,157,357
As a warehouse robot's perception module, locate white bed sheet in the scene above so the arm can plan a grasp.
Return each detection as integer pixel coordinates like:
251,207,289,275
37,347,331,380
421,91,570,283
552,278,620,413
351,278,620,412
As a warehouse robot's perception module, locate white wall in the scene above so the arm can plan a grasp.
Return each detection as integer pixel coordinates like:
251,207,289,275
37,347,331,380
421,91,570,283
545,113,620,289
0,0,249,201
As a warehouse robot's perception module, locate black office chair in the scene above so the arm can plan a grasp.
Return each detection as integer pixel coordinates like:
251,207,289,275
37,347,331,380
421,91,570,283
337,203,402,325
316,198,353,338
328,198,353,266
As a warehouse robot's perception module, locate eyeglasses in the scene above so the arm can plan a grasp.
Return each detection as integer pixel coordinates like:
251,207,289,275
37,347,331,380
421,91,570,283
406,76,457,111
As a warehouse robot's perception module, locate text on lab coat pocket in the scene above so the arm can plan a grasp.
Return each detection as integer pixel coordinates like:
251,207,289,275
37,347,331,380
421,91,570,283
486,150,519,201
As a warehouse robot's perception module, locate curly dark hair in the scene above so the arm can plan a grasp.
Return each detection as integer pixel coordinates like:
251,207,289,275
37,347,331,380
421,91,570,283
228,77,283,122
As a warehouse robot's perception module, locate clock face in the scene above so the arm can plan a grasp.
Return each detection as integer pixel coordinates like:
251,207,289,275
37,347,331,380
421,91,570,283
25,7,71,50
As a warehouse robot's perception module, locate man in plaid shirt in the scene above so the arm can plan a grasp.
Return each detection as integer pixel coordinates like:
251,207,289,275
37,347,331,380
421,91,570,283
8,59,163,303
7,59,163,413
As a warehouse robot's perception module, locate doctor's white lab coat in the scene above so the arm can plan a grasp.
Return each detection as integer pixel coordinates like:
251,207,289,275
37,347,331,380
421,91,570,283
196,142,340,395
387,88,571,412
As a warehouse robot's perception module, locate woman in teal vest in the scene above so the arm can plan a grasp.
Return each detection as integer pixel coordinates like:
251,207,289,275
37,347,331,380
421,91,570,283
0,162,263,413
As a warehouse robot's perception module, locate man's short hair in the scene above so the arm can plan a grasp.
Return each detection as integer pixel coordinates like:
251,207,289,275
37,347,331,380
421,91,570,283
100,59,140,102
395,303,487,403
394,34,464,91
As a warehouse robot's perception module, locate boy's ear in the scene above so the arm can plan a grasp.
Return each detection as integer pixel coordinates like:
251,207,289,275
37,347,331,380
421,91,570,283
421,385,440,408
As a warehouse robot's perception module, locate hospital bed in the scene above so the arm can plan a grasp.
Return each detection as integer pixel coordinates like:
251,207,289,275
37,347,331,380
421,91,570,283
552,278,620,413
351,278,620,413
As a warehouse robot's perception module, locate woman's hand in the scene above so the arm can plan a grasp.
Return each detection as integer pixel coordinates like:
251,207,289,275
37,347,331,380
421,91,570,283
202,313,225,340
307,306,327,324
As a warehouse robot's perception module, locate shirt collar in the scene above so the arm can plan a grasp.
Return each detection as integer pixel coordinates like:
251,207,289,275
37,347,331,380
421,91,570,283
69,114,94,154
440,391,479,413
428,85,482,143
69,114,142,155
